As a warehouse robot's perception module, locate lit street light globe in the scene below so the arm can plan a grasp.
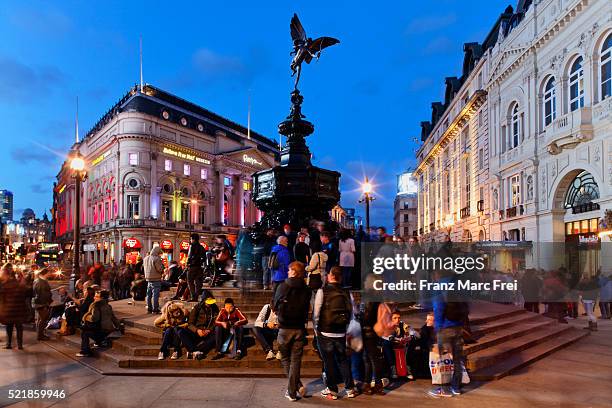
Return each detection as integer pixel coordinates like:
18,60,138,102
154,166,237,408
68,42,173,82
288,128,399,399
70,156,85,171
362,180,373,195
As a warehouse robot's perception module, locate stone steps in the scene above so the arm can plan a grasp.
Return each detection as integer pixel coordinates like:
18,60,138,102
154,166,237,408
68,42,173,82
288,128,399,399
466,324,574,371
470,328,589,381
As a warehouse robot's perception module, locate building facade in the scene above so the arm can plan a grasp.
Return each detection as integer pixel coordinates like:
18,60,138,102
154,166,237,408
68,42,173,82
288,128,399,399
3,209,52,248
394,172,418,238
54,85,278,266
0,190,13,223
415,0,612,274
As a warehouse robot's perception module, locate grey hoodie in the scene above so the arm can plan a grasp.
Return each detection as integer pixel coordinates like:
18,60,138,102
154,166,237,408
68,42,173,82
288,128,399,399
143,247,165,282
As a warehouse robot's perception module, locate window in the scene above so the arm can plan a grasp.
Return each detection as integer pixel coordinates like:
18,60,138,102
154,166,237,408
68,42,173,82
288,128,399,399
161,200,171,221
465,160,471,206
445,172,450,211
601,34,612,100
243,181,250,191
543,77,556,127
224,176,232,186
127,178,138,188
511,104,520,149
181,202,190,223
569,57,584,111
127,195,140,219
104,202,109,222
162,184,173,194
183,164,191,176
198,205,206,224
129,153,138,166
510,175,521,206
200,168,208,180
478,148,484,170
563,171,600,209
403,214,409,222
164,159,172,171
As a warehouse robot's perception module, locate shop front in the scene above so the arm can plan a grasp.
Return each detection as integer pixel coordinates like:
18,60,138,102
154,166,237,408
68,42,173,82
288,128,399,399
565,217,601,279
123,237,143,265
160,239,173,267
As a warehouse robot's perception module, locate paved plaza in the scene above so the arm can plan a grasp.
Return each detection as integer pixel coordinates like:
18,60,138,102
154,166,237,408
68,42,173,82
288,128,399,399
1,316,610,408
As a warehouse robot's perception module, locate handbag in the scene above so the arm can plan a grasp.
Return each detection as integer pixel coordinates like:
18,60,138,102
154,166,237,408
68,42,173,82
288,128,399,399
346,319,363,352
429,347,470,385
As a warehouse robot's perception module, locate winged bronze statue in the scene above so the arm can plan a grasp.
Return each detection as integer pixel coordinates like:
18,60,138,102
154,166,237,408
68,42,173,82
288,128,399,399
290,13,339,90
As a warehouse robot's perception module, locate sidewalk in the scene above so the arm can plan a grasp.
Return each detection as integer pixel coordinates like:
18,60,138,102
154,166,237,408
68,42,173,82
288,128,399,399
1,316,611,408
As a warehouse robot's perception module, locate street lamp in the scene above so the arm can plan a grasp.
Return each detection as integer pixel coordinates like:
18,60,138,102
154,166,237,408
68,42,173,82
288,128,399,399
69,150,87,293
359,177,375,232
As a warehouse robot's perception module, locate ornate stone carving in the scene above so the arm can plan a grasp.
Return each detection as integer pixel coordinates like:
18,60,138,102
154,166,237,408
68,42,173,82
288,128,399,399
526,175,534,201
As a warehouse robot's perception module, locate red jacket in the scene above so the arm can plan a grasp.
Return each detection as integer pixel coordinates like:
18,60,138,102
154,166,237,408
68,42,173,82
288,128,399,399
215,308,247,327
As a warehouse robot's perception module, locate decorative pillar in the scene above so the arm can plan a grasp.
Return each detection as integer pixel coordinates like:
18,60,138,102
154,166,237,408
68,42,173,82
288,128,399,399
217,170,225,224
237,176,245,227
150,152,159,218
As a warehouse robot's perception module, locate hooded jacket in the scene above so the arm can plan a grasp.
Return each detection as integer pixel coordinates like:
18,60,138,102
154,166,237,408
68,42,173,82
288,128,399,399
82,299,120,333
143,247,165,282
270,244,291,282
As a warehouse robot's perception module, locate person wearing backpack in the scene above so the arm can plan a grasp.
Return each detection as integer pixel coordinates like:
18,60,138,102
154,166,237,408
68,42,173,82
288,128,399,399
186,233,206,301
428,269,467,398
273,261,311,402
270,236,291,296
313,266,358,400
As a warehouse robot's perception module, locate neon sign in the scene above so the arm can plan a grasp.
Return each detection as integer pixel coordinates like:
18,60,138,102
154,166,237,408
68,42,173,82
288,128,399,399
163,147,211,165
91,150,111,166
243,154,263,166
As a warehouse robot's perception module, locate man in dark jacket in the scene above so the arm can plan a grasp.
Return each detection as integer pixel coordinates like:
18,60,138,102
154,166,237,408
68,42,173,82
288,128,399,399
273,261,311,401
32,268,53,341
186,233,206,301
270,236,291,295
79,286,97,323
261,229,278,290
313,266,356,399
175,290,220,359
76,290,120,357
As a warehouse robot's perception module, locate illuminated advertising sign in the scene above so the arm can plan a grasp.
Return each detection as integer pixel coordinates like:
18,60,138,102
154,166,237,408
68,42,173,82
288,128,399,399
243,154,263,166
163,147,211,165
397,172,418,194
160,240,173,250
91,150,111,166
122,237,142,249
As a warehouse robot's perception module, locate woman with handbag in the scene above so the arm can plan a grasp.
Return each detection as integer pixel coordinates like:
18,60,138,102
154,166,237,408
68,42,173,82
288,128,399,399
305,251,327,291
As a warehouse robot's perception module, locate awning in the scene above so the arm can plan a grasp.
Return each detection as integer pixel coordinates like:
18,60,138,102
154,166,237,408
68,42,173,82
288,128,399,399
122,237,142,249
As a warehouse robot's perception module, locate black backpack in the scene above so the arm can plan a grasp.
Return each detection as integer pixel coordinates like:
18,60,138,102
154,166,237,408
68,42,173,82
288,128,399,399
319,286,352,332
268,251,279,270
276,286,308,326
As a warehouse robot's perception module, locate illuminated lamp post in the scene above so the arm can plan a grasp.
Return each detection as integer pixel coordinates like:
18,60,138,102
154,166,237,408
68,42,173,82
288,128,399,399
69,151,87,293
359,177,375,232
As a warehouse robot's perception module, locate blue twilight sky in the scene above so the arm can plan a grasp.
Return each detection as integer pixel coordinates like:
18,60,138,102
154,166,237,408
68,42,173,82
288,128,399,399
0,0,509,229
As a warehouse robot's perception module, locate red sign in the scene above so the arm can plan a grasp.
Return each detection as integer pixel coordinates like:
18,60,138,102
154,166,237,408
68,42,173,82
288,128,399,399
179,241,190,251
160,240,173,250
123,237,142,249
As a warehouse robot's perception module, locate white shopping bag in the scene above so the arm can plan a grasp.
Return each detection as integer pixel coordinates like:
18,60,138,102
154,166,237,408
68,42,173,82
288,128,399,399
429,347,470,385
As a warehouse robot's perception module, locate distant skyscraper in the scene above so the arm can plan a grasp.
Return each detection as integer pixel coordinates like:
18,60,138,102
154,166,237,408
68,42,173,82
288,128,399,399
0,190,13,222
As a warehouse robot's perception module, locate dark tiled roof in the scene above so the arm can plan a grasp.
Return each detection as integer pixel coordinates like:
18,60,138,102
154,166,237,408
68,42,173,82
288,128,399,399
82,84,279,156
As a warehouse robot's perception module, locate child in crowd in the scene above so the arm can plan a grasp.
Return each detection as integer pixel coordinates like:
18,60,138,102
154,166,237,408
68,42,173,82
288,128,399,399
212,298,248,360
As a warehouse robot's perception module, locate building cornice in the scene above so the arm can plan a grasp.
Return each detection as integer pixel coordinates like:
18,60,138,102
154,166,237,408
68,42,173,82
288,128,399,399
415,90,487,176
489,0,589,86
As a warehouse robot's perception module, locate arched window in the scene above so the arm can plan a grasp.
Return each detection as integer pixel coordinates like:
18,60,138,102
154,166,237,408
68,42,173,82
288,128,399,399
601,34,612,100
543,77,556,126
511,103,520,149
569,57,584,111
563,171,599,209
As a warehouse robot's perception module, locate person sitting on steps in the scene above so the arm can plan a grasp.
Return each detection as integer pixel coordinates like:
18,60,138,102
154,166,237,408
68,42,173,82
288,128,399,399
154,301,188,360
253,301,280,361
212,298,248,360
76,290,121,357
175,290,219,360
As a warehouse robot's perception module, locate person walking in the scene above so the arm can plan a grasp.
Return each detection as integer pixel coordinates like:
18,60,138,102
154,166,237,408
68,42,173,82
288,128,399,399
261,229,277,290
293,232,311,265
338,229,356,289
270,236,291,296
428,270,467,398
0,263,29,349
579,273,600,331
313,266,358,399
599,271,612,319
32,268,53,341
186,233,206,301
143,246,165,314
273,261,312,401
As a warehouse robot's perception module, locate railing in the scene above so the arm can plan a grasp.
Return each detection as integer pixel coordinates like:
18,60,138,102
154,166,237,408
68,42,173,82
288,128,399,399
506,206,517,218
460,206,470,219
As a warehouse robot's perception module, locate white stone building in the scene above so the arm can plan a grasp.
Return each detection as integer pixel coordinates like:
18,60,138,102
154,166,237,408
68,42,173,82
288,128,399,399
415,0,612,274
54,85,278,266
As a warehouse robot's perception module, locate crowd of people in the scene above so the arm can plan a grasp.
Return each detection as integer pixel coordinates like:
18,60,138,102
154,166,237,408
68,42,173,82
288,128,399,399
0,262,122,355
